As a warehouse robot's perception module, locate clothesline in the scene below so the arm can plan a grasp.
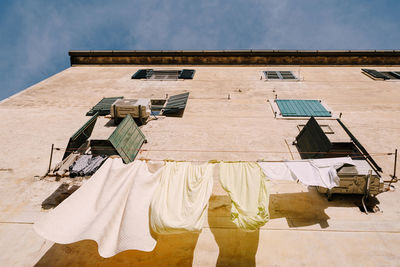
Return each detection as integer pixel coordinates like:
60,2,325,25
35,158,355,258
135,154,389,163
58,147,394,156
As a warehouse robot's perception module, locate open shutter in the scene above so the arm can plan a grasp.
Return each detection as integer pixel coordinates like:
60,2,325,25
361,69,389,80
296,117,332,159
179,69,196,79
162,92,190,116
108,115,146,163
132,69,153,79
63,113,98,159
86,97,123,116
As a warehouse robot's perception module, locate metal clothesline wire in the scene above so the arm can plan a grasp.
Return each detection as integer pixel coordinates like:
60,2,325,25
57,147,394,156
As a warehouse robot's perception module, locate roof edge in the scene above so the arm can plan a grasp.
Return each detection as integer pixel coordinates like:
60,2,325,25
69,50,400,65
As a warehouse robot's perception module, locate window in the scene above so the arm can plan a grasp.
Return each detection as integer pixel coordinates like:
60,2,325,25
297,124,334,134
270,99,333,118
362,69,400,80
264,71,297,80
132,69,195,80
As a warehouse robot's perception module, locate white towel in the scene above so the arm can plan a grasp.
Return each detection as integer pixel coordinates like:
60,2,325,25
150,162,214,234
258,157,354,189
34,158,162,258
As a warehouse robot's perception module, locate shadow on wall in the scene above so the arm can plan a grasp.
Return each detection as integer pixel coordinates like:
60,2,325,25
34,232,200,267
208,195,260,267
269,188,365,228
34,189,363,266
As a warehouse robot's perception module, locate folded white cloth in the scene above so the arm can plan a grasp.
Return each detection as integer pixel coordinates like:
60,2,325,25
34,158,162,258
150,162,214,234
258,157,354,189
219,162,269,231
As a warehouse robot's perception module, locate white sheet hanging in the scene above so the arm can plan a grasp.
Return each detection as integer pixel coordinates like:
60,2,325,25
219,162,269,231
34,158,162,258
258,157,354,189
150,162,214,234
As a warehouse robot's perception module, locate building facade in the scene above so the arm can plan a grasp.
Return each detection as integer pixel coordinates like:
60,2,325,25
0,50,400,266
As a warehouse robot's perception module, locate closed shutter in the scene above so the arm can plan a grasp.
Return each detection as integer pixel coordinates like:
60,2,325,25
264,71,296,80
264,71,279,79
392,72,400,79
276,99,332,117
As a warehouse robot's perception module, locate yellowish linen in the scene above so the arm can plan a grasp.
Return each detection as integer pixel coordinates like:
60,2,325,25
150,162,214,234
219,162,269,231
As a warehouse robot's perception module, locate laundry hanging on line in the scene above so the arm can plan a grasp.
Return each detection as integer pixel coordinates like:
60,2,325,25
258,157,354,189
150,161,214,234
69,155,108,177
219,162,269,231
51,152,80,177
34,158,163,258
35,157,353,258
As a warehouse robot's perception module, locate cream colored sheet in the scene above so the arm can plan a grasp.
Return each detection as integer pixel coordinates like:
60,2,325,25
219,162,269,231
34,158,162,258
150,162,214,234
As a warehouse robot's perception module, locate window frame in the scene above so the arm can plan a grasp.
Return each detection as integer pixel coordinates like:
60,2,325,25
263,70,298,81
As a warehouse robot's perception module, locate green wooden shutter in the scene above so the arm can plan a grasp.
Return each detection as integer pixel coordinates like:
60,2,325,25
132,69,153,79
162,92,190,116
361,69,389,80
86,97,123,116
276,99,332,117
179,69,196,79
108,115,146,163
296,117,332,159
63,113,98,159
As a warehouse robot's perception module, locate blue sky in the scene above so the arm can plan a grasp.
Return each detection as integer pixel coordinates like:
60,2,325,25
1,0,399,100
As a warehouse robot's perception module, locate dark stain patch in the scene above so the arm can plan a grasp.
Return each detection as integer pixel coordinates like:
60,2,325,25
0,168,13,172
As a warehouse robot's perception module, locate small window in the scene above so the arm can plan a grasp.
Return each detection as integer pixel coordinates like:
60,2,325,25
132,69,195,80
264,71,297,80
297,124,334,134
362,69,400,80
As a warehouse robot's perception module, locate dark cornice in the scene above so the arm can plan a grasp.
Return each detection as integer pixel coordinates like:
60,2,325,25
69,50,400,65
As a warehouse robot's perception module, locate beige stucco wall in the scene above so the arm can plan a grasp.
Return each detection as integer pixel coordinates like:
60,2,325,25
0,65,399,266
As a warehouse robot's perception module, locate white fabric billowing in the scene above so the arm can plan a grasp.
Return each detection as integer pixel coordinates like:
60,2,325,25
219,162,269,231
34,158,162,258
258,162,293,181
258,157,354,189
150,162,214,234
